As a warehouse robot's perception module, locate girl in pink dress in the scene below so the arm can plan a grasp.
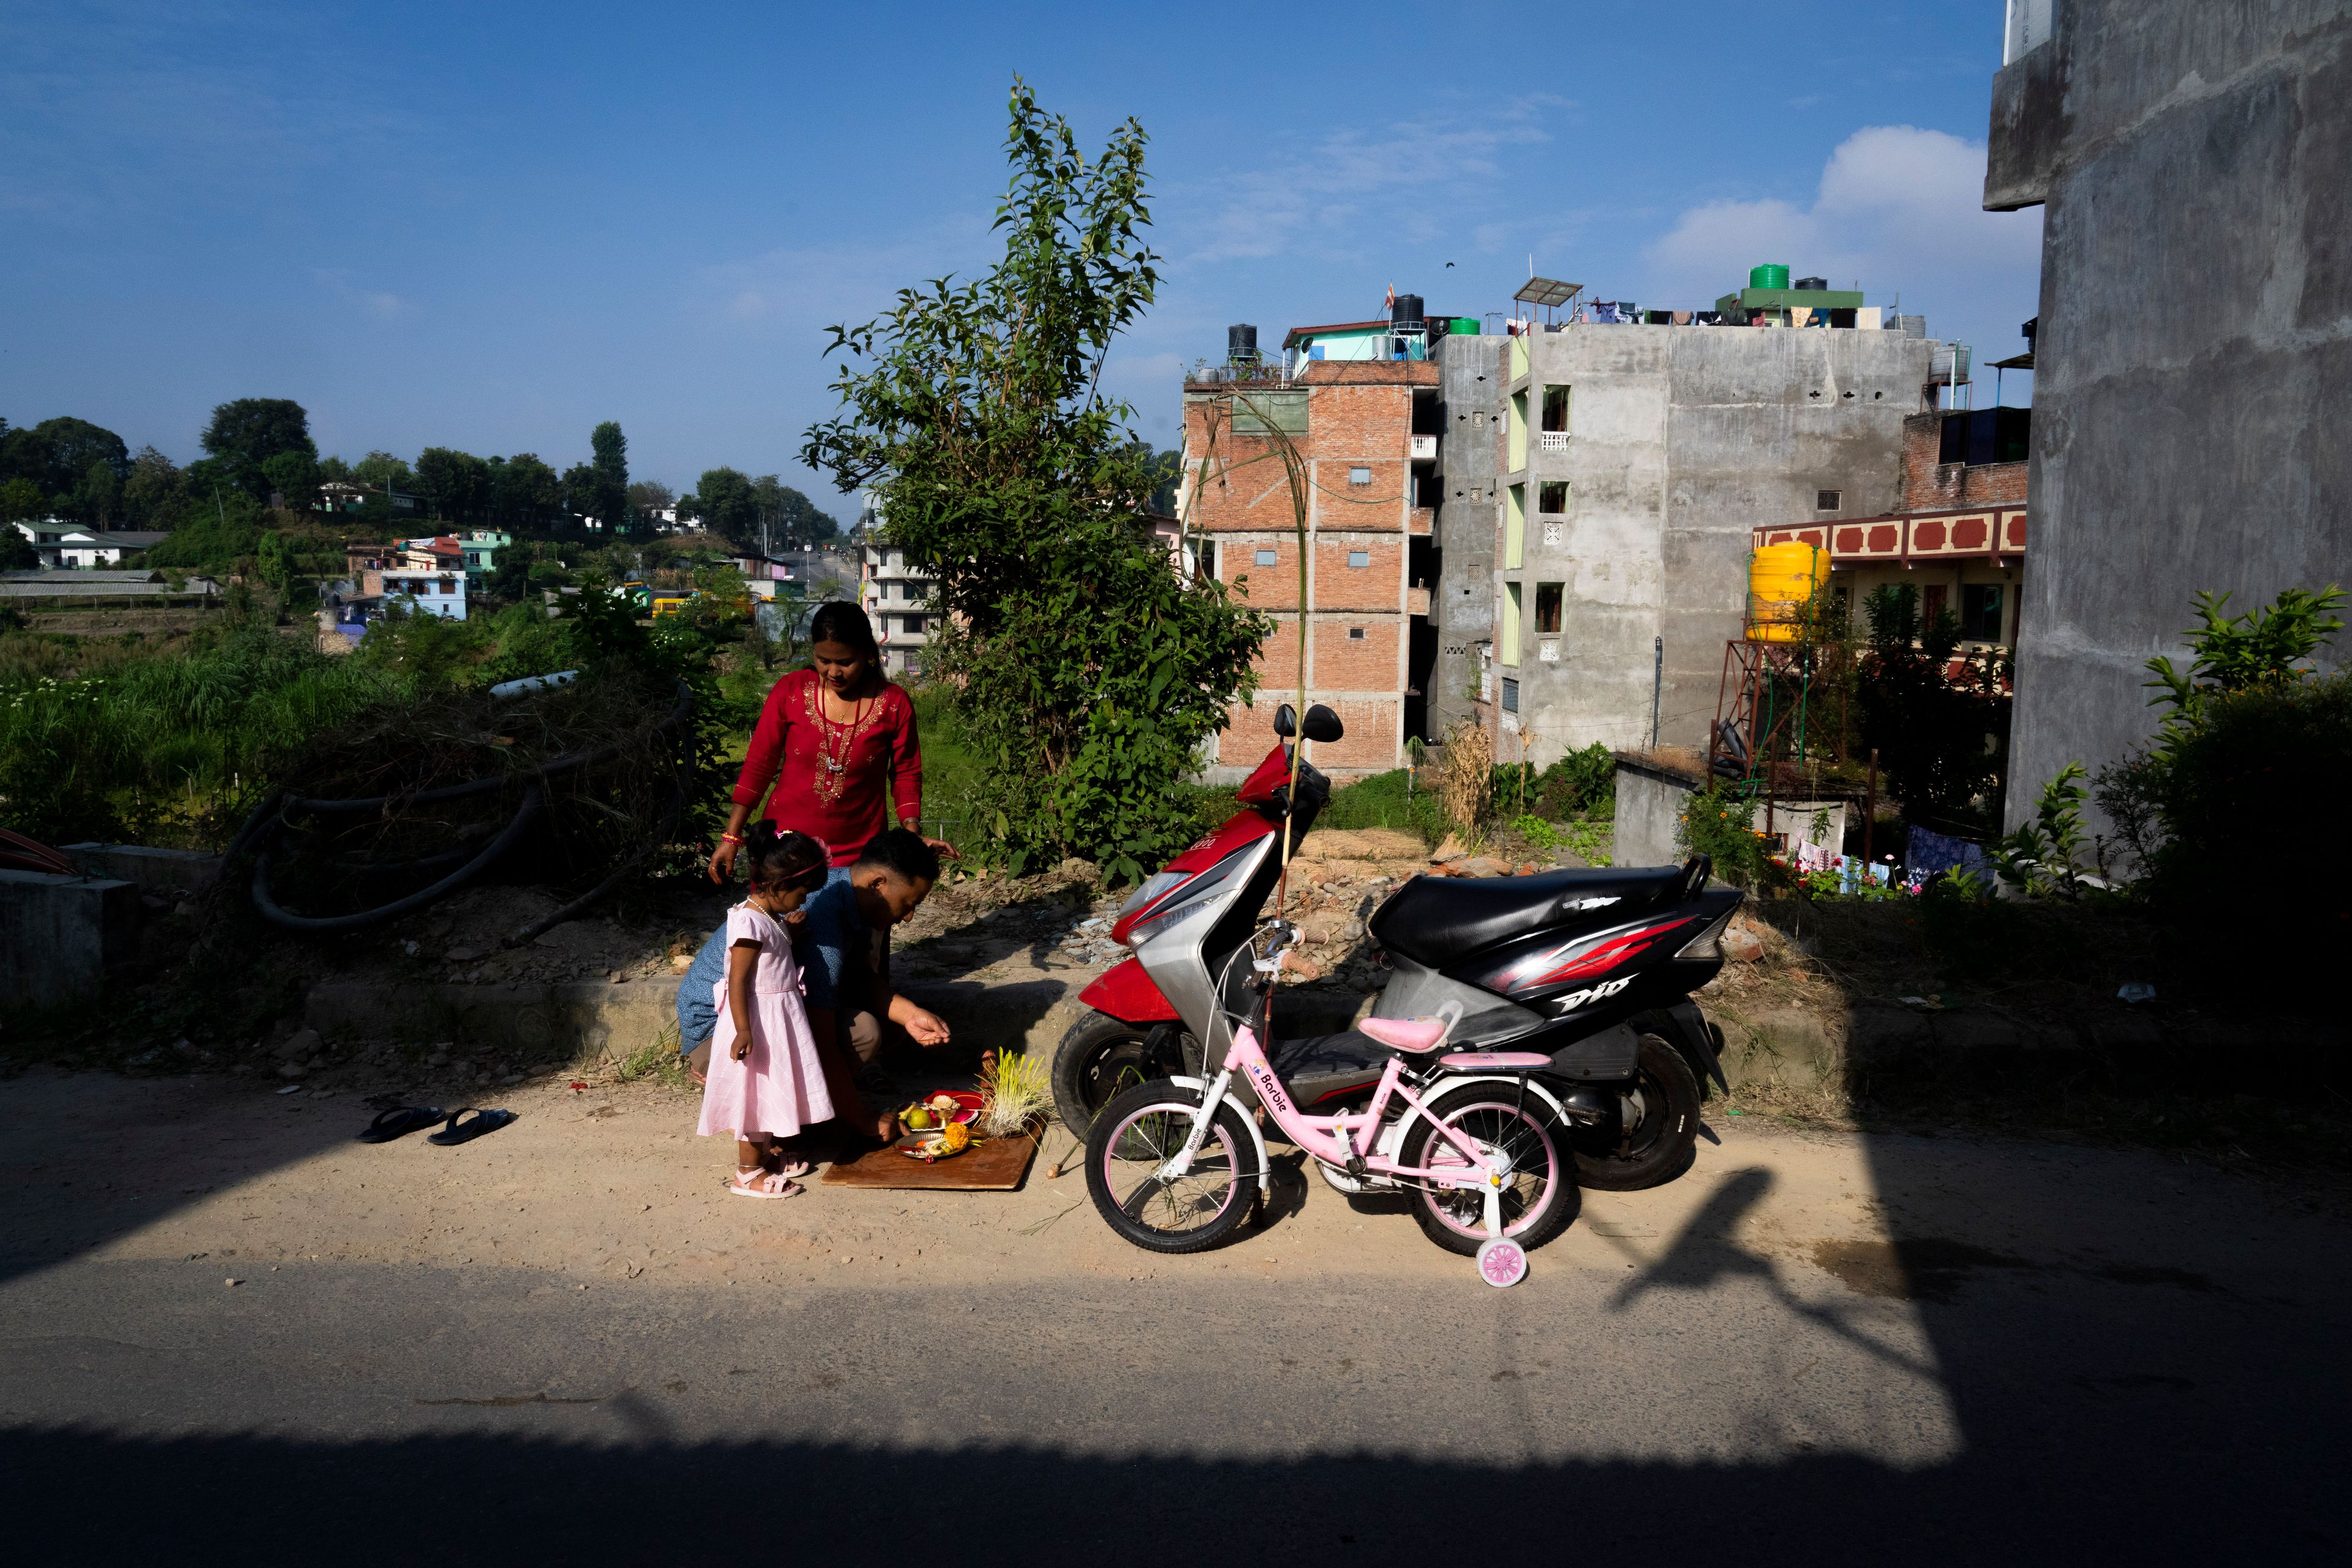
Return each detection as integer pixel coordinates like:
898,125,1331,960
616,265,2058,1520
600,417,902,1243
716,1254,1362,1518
696,824,834,1199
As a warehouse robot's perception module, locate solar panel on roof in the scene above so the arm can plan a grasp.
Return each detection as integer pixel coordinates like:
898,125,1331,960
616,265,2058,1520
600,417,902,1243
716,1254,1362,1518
1514,277,1581,308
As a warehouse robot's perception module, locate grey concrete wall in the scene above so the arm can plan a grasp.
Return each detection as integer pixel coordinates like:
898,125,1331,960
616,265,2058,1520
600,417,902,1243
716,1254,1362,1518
0,870,139,1008
1428,334,1506,739
1609,761,1852,873
1990,1,2352,831
1508,326,1931,765
1613,763,1694,869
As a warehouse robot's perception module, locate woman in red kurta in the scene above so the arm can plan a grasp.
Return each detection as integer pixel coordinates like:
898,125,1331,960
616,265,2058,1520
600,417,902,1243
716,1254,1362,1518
709,602,950,877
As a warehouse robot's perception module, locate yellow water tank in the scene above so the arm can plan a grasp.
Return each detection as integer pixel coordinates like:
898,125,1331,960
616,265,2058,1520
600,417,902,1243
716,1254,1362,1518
1746,542,1830,642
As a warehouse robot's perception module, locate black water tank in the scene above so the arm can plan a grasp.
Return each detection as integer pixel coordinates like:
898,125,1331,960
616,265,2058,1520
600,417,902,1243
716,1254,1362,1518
1392,293,1424,327
1795,275,1828,292
1227,323,1258,361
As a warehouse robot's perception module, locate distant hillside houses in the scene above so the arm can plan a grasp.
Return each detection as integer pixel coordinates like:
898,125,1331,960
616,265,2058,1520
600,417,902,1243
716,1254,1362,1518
9,519,171,570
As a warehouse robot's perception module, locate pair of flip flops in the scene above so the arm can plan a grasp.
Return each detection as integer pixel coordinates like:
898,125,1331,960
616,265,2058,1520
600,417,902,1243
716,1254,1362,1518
358,1106,517,1145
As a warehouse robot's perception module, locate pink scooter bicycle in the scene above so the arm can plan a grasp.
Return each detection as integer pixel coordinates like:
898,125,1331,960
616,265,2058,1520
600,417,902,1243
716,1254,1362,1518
1085,924,1572,1286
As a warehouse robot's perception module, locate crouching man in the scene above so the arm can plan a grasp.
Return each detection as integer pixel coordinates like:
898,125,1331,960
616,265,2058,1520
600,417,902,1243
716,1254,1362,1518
675,827,951,1142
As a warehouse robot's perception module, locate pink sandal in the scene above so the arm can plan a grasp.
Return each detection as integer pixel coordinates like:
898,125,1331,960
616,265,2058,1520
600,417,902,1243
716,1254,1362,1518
729,1166,803,1199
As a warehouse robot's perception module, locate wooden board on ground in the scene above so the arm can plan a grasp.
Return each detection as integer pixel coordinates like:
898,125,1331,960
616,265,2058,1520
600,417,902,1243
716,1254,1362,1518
820,1131,1041,1191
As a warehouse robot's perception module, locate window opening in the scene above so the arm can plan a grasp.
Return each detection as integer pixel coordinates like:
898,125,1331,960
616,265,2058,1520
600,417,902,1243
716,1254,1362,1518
1816,490,1842,511
1537,481,1569,514
1540,385,1570,433
1347,550,1370,567
1501,676,1520,714
1255,548,1277,567
1961,583,2005,643
1348,627,1365,641
1349,467,1371,486
1534,582,1562,635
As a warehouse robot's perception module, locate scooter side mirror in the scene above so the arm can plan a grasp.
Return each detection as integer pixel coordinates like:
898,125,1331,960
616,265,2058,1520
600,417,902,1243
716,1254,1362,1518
1272,704,1297,739
1301,703,1344,743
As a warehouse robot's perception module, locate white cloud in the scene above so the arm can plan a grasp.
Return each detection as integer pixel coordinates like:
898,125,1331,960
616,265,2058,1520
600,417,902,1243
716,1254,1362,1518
314,268,410,320
690,216,996,340
1642,126,2042,347
1166,104,1563,266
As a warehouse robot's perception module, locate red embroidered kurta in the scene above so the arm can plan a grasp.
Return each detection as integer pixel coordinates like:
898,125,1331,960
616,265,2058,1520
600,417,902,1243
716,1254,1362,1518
731,670,921,867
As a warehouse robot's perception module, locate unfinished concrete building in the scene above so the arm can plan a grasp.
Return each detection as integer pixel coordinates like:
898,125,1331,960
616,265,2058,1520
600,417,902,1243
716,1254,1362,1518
1430,298,1934,767
1986,0,2352,830
1423,332,1507,744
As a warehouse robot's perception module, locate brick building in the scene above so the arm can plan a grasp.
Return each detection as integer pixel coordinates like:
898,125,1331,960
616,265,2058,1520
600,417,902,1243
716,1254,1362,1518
1754,404,2034,652
1178,309,1449,781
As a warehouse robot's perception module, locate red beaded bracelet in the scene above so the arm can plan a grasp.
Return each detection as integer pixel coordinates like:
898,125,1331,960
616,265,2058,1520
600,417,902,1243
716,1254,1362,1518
720,832,745,846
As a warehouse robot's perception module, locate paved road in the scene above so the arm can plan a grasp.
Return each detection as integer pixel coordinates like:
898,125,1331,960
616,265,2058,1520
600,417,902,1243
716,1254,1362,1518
0,1068,2343,1562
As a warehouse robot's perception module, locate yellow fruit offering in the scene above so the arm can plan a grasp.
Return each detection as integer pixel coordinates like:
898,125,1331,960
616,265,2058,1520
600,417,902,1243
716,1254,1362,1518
904,1107,935,1131
938,1121,971,1154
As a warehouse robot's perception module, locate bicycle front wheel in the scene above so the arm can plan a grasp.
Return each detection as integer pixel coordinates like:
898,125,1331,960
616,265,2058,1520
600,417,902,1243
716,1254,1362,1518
1084,1081,1257,1255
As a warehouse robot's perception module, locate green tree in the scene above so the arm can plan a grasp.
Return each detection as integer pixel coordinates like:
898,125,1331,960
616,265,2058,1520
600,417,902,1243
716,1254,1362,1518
79,459,120,526
350,450,416,497
690,466,758,544
0,526,35,572
201,398,315,503
801,81,1270,880
2,475,48,527
495,452,562,532
415,447,491,524
260,449,320,512
122,447,191,530
745,475,839,547
1856,583,2010,829
256,529,301,595
626,478,674,519
142,491,266,573
0,417,130,523
559,462,601,533
590,421,631,535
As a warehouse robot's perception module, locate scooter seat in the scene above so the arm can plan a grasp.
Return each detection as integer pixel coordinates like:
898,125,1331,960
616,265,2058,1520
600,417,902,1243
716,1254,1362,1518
1371,865,1687,967
1359,1017,1449,1054
1438,1050,1552,1071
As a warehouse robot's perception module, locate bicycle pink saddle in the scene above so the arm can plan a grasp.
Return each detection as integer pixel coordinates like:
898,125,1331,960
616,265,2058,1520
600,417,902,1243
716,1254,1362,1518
1439,1050,1552,1070
1359,1017,1449,1054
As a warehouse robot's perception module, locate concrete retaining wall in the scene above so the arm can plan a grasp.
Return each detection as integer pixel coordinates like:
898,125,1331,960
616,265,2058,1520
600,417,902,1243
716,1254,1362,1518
0,870,139,1008
1612,756,1852,872
63,844,221,895
306,980,678,1063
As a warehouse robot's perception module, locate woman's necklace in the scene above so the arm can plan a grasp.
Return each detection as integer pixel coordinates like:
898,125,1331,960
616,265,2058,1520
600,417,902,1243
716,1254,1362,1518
809,675,878,805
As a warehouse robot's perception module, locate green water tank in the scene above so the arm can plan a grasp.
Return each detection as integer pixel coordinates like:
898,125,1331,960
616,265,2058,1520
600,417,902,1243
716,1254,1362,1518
1749,263,1790,290
1452,316,1480,336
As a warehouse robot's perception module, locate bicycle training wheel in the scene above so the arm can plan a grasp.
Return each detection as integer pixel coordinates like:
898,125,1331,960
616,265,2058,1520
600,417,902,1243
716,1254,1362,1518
1084,1080,1257,1254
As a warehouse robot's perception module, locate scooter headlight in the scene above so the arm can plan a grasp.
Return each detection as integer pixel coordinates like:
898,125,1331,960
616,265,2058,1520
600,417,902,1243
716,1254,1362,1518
1117,870,1189,925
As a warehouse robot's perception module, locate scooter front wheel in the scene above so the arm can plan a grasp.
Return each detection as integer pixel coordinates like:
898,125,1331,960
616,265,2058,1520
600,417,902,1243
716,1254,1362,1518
1085,1082,1257,1255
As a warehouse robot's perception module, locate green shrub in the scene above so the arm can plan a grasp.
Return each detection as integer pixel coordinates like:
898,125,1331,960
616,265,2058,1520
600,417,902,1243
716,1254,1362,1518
1316,768,1447,843
2149,669,2350,934
1676,784,1770,885
1491,742,1616,823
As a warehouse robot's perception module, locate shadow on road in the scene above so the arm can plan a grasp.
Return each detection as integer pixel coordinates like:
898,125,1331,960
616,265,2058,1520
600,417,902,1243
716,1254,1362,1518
0,1414,2336,1562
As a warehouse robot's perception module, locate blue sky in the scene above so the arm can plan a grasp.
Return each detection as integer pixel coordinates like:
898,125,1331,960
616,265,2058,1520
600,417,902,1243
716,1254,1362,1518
1,1,2041,522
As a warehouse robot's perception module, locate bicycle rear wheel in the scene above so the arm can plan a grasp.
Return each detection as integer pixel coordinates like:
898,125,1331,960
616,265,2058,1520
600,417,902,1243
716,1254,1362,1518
1400,1082,1574,1257
1085,1082,1257,1254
